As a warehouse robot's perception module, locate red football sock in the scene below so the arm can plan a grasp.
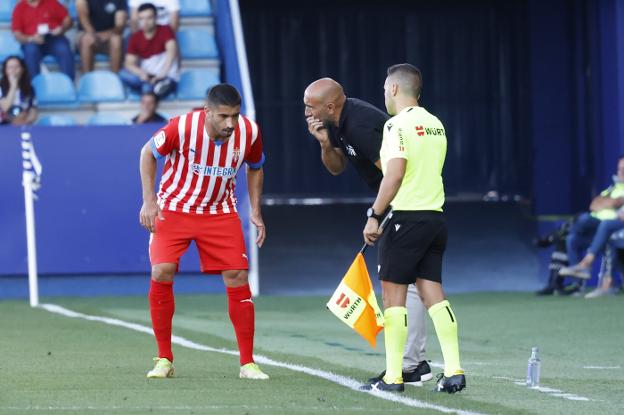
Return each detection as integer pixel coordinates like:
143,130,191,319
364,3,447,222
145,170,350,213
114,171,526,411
226,284,255,365
149,279,175,362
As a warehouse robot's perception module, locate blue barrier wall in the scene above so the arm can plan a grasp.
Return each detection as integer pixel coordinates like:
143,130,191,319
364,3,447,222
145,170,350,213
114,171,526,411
0,125,248,276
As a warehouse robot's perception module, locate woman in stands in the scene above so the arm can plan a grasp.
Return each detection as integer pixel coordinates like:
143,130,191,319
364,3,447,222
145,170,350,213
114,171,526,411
0,56,37,125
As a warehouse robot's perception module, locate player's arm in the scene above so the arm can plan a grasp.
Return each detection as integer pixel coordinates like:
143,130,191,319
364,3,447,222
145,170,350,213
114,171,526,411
139,142,162,233
139,124,177,232
247,166,266,247
306,116,347,175
363,158,406,245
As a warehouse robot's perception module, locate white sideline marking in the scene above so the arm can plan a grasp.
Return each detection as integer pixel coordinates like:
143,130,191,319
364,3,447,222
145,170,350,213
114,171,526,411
583,365,621,370
40,304,484,415
496,377,592,402
503,379,591,402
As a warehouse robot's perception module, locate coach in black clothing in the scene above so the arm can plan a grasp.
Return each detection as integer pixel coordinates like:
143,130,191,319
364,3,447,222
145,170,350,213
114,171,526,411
303,78,433,384
304,79,385,190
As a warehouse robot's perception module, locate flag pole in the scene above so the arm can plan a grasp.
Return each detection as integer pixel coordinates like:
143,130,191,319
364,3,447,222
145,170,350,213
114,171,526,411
360,210,393,255
21,131,39,307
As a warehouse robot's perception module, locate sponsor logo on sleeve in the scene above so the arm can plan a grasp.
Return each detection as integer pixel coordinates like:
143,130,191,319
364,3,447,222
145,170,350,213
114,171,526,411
153,131,166,148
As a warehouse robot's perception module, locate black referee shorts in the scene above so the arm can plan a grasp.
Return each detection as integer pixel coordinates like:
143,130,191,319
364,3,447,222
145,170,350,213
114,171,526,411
378,210,447,285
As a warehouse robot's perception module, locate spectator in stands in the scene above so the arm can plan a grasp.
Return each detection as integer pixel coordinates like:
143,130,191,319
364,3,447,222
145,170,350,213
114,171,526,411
129,0,179,32
132,92,166,124
0,55,38,125
76,0,128,73
559,157,624,280
11,0,74,80
119,3,178,99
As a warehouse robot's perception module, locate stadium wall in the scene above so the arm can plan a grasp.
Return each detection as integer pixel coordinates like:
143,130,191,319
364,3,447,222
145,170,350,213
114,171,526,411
529,0,624,215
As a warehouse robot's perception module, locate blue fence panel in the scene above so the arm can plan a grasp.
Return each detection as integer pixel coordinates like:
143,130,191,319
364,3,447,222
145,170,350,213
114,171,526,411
0,125,247,276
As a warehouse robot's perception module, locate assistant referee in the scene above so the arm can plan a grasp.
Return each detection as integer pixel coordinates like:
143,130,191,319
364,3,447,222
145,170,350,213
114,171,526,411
361,64,465,393
303,78,433,385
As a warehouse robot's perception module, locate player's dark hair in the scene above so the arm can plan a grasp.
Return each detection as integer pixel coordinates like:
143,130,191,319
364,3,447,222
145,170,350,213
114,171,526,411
387,63,422,99
137,2,157,15
206,83,242,107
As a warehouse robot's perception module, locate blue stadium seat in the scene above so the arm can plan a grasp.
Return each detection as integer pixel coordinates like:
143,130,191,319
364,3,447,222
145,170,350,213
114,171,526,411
87,112,130,125
177,29,218,59
0,0,18,22
0,32,22,61
176,69,220,100
180,0,211,16
60,0,77,19
32,73,77,106
78,71,125,103
37,114,77,126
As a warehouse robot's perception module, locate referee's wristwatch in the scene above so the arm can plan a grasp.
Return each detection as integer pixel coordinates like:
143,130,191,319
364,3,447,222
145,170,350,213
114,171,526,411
367,207,383,222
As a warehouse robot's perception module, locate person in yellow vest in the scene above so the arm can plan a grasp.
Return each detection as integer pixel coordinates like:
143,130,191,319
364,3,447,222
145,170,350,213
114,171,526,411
559,158,624,280
360,63,465,393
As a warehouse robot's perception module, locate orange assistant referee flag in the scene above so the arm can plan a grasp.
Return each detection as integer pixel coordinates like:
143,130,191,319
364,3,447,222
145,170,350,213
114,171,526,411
327,253,384,348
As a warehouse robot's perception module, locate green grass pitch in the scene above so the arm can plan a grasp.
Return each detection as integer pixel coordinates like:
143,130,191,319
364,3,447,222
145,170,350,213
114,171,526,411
1,292,623,414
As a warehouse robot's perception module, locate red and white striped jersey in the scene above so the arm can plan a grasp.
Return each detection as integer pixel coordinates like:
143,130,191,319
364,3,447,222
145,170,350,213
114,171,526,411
150,111,265,215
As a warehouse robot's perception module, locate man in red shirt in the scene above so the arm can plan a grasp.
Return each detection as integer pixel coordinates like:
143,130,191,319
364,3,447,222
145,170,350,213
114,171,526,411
11,0,74,80
120,2,178,98
139,83,269,380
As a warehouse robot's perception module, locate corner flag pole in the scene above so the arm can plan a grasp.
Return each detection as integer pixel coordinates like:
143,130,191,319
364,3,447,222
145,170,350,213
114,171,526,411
229,0,260,296
21,131,41,307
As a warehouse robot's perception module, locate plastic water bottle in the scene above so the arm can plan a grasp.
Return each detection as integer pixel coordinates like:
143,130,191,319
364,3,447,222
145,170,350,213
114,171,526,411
526,347,541,387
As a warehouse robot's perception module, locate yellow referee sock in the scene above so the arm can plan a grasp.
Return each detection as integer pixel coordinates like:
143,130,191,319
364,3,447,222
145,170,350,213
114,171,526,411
429,300,463,377
383,306,407,384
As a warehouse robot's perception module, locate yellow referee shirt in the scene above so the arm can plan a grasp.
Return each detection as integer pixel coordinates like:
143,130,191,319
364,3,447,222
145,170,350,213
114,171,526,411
380,106,447,211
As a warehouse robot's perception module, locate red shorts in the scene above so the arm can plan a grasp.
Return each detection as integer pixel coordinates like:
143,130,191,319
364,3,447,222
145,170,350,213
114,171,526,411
149,210,248,273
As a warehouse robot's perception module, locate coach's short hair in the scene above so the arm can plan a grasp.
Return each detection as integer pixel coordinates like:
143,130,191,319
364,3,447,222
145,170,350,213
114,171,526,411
206,84,242,107
137,2,157,15
387,63,422,99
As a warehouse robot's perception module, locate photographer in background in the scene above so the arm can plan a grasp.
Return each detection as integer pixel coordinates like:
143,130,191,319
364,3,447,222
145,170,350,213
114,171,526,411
0,56,37,126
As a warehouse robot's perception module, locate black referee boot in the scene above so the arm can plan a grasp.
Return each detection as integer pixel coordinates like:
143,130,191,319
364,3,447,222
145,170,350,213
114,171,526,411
367,360,432,385
360,379,404,392
434,373,466,394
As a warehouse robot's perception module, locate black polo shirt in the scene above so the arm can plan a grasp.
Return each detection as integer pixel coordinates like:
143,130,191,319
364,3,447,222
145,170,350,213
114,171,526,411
328,97,388,191
79,0,127,32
